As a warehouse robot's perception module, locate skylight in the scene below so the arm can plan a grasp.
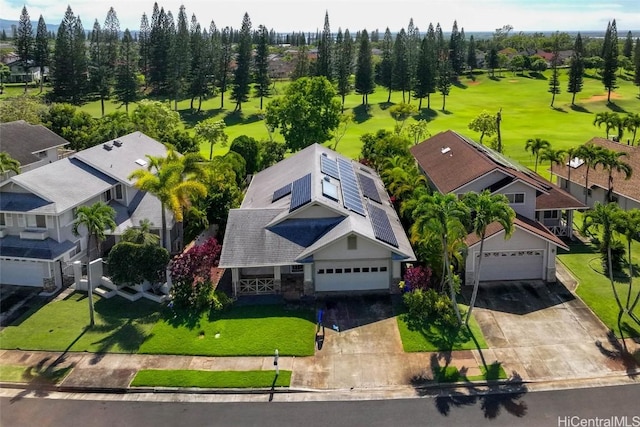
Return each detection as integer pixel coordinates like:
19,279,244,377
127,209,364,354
135,159,148,167
568,157,584,169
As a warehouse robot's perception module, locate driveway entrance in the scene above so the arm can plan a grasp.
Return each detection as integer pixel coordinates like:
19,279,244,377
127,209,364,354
467,280,630,380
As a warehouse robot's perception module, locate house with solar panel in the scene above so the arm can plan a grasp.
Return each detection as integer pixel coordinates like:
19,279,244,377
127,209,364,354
0,132,175,289
410,130,585,286
219,144,416,297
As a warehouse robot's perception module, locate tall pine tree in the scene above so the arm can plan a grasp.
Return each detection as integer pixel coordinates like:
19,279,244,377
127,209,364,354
232,13,252,111
52,6,88,104
189,15,208,112
171,5,191,110
623,30,633,59
467,35,477,73
218,26,232,108
354,29,374,106
601,20,619,103
335,28,353,111
378,27,394,103
567,33,584,106
406,18,420,101
115,29,139,112
254,24,271,109
392,28,410,102
138,13,151,86
16,6,33,92
548,33,561,107
34,15,49,93
89,20,111,116
316,12,333,80
634,38,640,97
449,20,466,76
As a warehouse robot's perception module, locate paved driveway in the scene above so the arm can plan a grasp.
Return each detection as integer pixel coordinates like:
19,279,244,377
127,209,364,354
467,280,632,381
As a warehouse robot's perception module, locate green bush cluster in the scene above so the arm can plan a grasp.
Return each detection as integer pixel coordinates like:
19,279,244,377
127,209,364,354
402,288,458,330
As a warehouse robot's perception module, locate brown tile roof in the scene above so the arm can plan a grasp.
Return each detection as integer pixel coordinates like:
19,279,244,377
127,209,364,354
410,130,499,194
551,137,640,203
465,214,569,250
411,130,586,211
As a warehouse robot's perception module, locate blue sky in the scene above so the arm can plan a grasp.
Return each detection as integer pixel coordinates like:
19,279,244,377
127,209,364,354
3,0,639,33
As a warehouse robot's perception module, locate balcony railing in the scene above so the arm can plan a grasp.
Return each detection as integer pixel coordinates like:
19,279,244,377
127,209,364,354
20,228,49,240
238,277,276,295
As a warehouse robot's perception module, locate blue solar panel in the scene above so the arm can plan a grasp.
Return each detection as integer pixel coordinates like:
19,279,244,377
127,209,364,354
272,183,292,202
321,156,340,180
337,158,366,216
368,203,399,247
358,174,381,203
290,173,312,212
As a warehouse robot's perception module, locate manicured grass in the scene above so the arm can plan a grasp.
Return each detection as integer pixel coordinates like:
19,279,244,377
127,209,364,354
558,241,640,338
433,362,507,383
394,301,488,352
0,292,315,356
139,304,315,356
0,364,72,384
130,369,291,388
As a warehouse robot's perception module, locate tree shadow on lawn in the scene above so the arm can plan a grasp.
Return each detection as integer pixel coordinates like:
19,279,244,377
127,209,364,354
180,108,224,127
452,80,467,89
352,104,372,123
595,329,640,379
223,111,262,126
606,102,628,113
403,313,477,352
411,354,528,420
569,104,591,113
551,106,568,113
414,108,438,122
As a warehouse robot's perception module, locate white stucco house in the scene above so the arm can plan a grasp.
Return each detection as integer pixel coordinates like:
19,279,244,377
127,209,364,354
0,132,177,289
551,137,640,211
411,130,585,285
0,120,70,182
219,143,416,298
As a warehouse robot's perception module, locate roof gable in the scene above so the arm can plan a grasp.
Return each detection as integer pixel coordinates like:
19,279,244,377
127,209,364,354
0,120,70,166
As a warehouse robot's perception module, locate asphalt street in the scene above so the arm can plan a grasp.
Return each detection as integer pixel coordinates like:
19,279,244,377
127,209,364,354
1,384,639,427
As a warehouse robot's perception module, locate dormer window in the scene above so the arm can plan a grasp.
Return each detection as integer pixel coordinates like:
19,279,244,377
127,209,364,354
505,193,525,204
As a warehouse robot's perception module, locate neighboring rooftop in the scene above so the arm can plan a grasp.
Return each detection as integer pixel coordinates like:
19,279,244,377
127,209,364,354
0,120,70,166
551,137,640,204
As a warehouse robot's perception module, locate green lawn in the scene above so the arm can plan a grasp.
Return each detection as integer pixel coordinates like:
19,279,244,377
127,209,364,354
433,362,508,383
130,369,291,388
0,364,72,384
0,292,315,356
394,301,488,352
558,241,640,338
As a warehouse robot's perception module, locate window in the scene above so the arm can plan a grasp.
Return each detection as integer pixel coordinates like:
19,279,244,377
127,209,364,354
583,188,592,197
326,269,334,274
347,235,357,250
353,268,361,273
505,193,525,204
290,265,304,273
371,267,378,272
318,269,325,274
380,266,387,272
335,268,343,274
543,210,559,219
362,267,370,273
115,184,123,200
0,213,5,226
344,268,352,273
103,189,113,202
27,215,46,228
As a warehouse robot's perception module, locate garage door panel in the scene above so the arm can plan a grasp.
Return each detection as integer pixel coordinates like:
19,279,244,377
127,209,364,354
315,261,389,292
0,260,45,286
477,250,544,281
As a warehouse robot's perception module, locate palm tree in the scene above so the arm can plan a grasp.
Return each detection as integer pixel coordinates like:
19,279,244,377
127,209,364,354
462,191,515,325
563,146,580,190
595,148,632,203
72,202,117,261
0,152,21,176
575,143,605,205
121,219,160,246
614,209,640,312
539,147,566,182
382,167,427,202
582,202,624,311
623,113,640,145
525,138,551,173
129,154,207,251
593,112,620,139
410,192,470,324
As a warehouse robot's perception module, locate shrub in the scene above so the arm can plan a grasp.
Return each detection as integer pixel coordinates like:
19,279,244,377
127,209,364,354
171,281,232,311
108,242,170,286
403,265,434,291
170,237,222,283
600,239,626,273
402,288,458,331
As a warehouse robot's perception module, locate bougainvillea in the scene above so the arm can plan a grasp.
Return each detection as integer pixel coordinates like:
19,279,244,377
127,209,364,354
169,237,222,283
402,265,434,291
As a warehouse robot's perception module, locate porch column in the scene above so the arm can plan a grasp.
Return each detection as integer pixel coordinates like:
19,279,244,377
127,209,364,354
303,264,313,295
567,210,575,240
231,268,239,298
274,266,282,293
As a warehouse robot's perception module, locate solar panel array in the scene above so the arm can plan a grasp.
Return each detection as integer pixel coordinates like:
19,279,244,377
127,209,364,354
320,155,340,180
358,173,381,203
337,158,366,216
272,183,292,202
289,173,312,212
367,203,399,247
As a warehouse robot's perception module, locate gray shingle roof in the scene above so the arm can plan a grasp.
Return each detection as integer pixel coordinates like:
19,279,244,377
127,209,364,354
71,132,169,184
0,120,70,166
0,235,76,260
109,192,168,234
220,144,415,268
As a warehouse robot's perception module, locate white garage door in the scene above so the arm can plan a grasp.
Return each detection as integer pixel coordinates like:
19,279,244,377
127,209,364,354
314,261,390,292
476,250,544,282
0,259,45,286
